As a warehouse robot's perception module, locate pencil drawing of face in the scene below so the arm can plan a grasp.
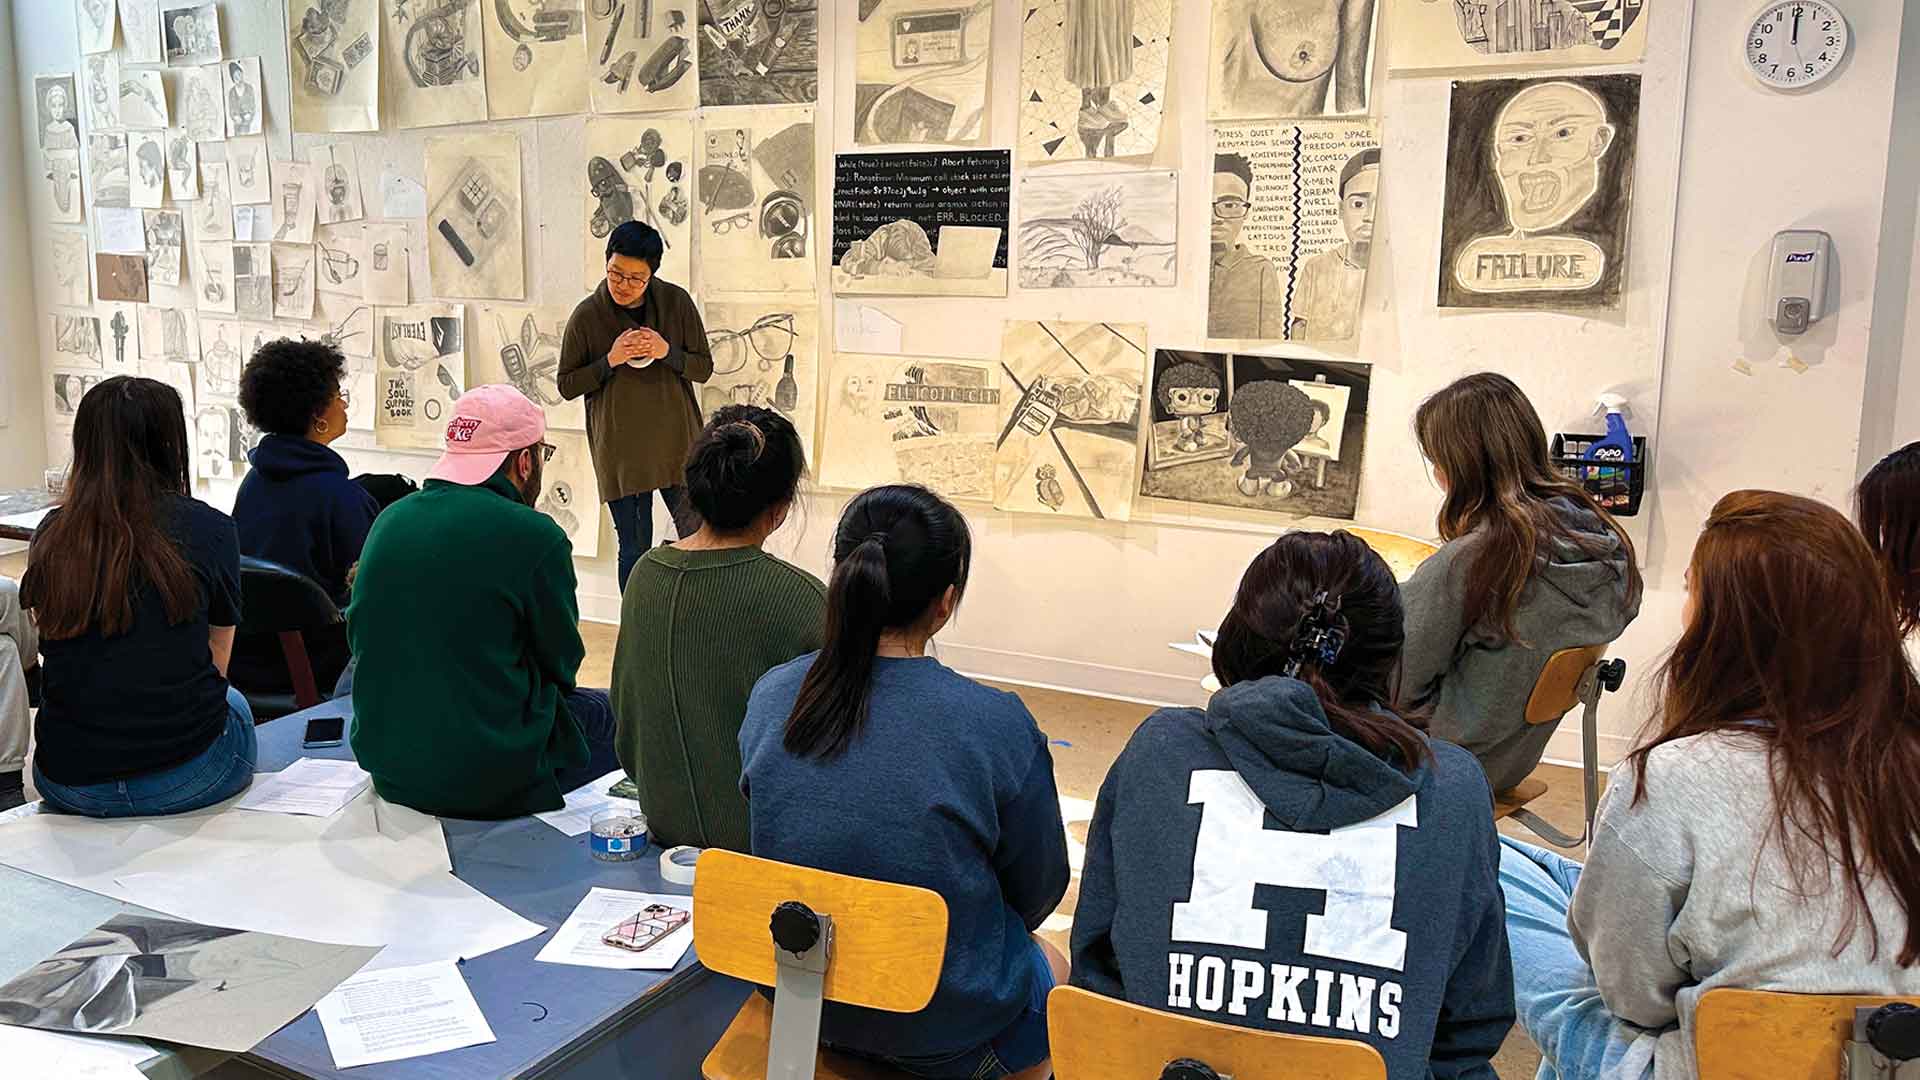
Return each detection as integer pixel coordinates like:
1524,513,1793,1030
1211,156,1252,248
1491,81,1615,234
1339,159,1377,249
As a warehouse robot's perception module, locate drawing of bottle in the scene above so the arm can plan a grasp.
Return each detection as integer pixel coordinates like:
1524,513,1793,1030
774,353,797,413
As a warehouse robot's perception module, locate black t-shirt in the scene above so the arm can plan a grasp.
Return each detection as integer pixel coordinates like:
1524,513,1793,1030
33,496,242,785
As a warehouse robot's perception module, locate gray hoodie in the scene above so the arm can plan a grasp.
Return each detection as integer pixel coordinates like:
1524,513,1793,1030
1399,498,1638,791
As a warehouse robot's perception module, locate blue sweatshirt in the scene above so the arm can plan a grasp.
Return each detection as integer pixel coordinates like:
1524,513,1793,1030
1070,677,1513,1080
234,434,379,606
739,654,1070,1060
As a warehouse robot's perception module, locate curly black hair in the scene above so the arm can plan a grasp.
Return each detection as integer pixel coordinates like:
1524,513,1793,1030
1157,361,1222,411
238,337,346,437
1230,380,1316,453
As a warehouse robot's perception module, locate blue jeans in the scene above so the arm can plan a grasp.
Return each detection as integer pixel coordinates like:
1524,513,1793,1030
608,487,698,593
1499,836,1657,1080
36,687,258,818
555,687,620,793
837,937,1055,1079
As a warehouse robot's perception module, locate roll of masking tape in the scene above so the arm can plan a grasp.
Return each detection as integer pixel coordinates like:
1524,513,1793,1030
660,845,701,886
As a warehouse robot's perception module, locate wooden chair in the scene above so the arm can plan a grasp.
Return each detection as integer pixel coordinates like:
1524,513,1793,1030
1496,645,1626,847
1049,985,1386,1080
694,849,949,1080
1696,988,1920,1078
232,556,344,721
1343,527,1441,583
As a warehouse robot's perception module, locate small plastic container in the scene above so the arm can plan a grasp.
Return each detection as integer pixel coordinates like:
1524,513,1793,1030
590,809,648,862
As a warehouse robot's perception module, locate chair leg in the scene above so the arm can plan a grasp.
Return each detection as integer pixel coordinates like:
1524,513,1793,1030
1513,665,1606,849
277,630,322,711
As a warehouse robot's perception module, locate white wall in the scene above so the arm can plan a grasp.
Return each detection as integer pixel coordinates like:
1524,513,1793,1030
0,0,46,489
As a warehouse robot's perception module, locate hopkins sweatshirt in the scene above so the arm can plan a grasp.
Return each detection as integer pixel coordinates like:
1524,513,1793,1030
1399,497,1639,791
1070,676,1513,1080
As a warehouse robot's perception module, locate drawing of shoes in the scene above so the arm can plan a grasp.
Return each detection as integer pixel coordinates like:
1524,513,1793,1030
1097,99,1127,124
1077,109,1106,156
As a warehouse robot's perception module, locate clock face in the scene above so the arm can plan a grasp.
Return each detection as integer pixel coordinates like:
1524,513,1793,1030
1745,1,1850,89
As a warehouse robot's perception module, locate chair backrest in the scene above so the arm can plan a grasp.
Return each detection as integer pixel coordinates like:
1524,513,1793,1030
1525,645,1605,726
691,849,948,1012
1343,527,1441,582
238,557,343,634
1696,988,1918,1079
353,472,419,513
1048,986,1387,1080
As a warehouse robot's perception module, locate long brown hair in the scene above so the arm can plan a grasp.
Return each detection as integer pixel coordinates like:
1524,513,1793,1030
1631,490,1920,963
1212,531,1432,770
1858,441,1920,636
21,376,198,640
1414,373,1642,642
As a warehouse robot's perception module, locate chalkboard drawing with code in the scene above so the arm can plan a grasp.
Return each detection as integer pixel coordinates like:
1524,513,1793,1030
832,150,1011,298
993,321,1146,522
701,300,821,464
1438,74,1638,313
1017,0,1172,162
695,112,817,293
582,116,695,291
1208,120,1380,345
698,0,819,106
853,0,993,146
819,353,1001,500
1139,351,1368,521
1018,170,1178,289
1389,0,1650,73
1209,0,1377,120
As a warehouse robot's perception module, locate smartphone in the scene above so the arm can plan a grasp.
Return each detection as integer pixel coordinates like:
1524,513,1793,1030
302,716,345,749
601,904,690,953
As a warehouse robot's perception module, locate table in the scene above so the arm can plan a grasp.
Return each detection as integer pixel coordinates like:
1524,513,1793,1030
0,488,57,542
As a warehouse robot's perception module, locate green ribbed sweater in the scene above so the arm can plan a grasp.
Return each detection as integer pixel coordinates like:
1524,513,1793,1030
611,545,825,852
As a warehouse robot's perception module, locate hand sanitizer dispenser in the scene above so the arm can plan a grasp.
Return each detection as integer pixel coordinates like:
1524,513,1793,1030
1767,230,1833,335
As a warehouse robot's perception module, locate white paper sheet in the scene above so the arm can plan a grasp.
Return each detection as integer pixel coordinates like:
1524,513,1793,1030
533,888,693,971
833,300,904,355
379,170,427,218
235,758,372,817
0,1024,155,1079
314,959,495,1068
533,768,633,838
94,207,147,254
0,507,54,534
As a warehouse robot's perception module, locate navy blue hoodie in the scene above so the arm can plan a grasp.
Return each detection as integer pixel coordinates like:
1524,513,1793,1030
1070,677,1512,1080
234,434,379,606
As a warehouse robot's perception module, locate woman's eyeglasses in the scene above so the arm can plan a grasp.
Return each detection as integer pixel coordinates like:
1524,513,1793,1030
707,313,796,375
607,267,651,289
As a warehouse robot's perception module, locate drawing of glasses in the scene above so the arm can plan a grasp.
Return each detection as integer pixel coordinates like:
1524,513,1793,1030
318,243,359,283
709,211,751,235
707,312,795,376
1211,196,1250,220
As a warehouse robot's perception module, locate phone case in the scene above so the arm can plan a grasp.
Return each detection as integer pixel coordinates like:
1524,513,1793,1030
601,904,690,953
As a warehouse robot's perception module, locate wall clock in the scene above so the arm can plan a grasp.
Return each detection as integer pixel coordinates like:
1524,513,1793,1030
1744,1,1850,90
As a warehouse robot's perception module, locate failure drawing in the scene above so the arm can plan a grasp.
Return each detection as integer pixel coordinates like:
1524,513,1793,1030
484,0,588,118
1138,351,1369,520
233,242,273,320
852,0,992,146
52,316,103,369
179,63,225,141
138,305,199,365
195,241,237,313
1438,73,1639,312
122,0,165,64
697,0,817,106
273,242,317,320
1017,170,1178,289
818,353,1001,501
695,113,815,293
993,320,1146,521
586,0,698,113
314,222,368,297
700,300,820,462
581,116,693,290
382,0,489,130
88,133,131,208
1209,120,1381,343
832,150,1010,298
162,2,223,66
425,133,524,299
227,136,270,204
49,228,93,308
1017,0,1172,162
83,54,121,133
99,303,139,372
1390,0,1650,72
199,161,235,241
1210,0,1377,120
129,130,167,209
312,143,366,224
288,0,380,133
53,371,105,419
36,77,82,222
144,208,187,287
363,221,410,304
536,430,598,556
80,0,118,53
377,303,467,451
165,129,198,199
470,304,588,430
119,68,169,128
222,57,264,136
196,317,246,398
271,160,319,244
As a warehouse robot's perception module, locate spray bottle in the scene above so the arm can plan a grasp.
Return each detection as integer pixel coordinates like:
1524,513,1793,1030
1582,393,1635,511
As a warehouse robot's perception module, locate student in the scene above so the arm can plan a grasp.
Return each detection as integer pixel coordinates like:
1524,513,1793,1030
19,376,254,817
1857,440,1920,642
1502,491,1920,1079
230,338,379,693
739,486,1070,1079
612,406,822,853
348,385,613,820
0,577,38,805
1401,373,1641,792
1071,531,1512,1080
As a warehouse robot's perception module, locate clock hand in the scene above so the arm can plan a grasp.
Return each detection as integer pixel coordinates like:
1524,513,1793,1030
1792,8,1801,45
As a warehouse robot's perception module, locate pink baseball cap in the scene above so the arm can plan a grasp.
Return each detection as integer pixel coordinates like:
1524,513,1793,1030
427,384,548,486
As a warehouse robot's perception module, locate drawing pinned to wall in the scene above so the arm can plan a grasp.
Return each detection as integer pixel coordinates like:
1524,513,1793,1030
832,150,1010,297
164,129,198,198
273,242,318,320
128,130,167,209
121,0,164,63
232,243,274,321
1018,170,1177,289
288,0,380,133
362,221,410,303
383,0,489,129
194,403,251,478
1017,0,1172,162
36,76,83,222
196,317,247,399
586,0,698,113
1138,351,1369,520
138,304,199,364
424,132,523,299
49,228,93,308
536,430,598,555
695,112,816,292
80,0,118,53
377,303,467,450
51,315,103,368
484,0,589,118
993,320,1146,521
144,208,186,286
96,206,147,254
1390,0,1650,72
818,352,1001,501
314,222,368,297
581,115,693,289
195,240,237,313
118,68,169,128
1438,73,1638,312
1209,0,1376,120
700,299,820,461
227,136,270,204
221,57,264,136
697,0,817,105
469,304,587,430
162,2,223,65
198,160,234,240
312,143,366,224
312,295,376,429
179,63,225,140
88,133,131,208
83,54,121,131
271,160,318,243
1208,120,1380,343
99,302,140,372
53,371,105,422
852,0,992,146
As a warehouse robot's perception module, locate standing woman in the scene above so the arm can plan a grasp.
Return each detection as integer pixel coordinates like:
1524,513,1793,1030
1501,492,1920,1079
20,376,254,817
738,486,1070,1079
1401,373,1641,792
1857,440,1920,647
